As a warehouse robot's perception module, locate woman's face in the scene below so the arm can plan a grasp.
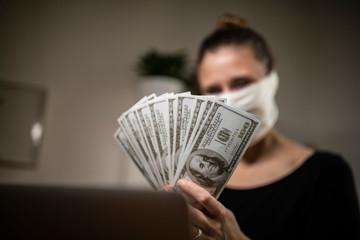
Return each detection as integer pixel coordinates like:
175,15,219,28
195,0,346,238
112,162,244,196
198,46,267,94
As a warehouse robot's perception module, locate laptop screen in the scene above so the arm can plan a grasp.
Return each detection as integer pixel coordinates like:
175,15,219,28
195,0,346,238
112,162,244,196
0,185,190,240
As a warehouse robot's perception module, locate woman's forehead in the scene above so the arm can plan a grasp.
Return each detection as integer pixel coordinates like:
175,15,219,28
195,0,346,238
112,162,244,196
198,46,266,84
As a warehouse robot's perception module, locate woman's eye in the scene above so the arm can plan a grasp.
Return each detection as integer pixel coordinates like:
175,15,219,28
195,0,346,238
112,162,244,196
231,78,252,90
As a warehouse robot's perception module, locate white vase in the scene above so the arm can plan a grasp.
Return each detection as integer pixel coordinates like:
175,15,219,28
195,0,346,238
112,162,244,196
137,76,186,97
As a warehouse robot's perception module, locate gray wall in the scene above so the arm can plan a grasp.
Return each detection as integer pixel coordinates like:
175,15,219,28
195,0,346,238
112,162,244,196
0,0,359,198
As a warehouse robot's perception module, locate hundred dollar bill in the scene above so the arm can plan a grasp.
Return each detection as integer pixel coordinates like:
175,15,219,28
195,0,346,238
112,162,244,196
179,98,216,167
116,93,162,187
175,101,260,199
170,96,213,185
134,102,169,184
114,126,158,189
182,96,206,150
147,95,174,183
119,108,164,186
167,96,176,181
180,95,227,158
172,95,198,179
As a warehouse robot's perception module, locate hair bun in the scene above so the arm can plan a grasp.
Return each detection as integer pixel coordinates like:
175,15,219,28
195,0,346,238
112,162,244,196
217,13,248,30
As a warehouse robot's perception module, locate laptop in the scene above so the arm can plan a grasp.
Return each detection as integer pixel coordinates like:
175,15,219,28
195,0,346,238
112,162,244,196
0,184,190,240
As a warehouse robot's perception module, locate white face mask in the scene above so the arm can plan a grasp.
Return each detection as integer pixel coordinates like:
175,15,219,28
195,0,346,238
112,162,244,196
217,71,279,146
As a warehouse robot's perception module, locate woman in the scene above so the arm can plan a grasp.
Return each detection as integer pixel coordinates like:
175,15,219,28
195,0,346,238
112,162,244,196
172,14,360,239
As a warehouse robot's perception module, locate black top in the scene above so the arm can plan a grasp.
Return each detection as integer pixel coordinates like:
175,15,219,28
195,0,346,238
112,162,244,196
218,151,360,239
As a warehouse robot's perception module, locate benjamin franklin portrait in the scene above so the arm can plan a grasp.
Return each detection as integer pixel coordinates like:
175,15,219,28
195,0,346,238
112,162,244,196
186,149,229,188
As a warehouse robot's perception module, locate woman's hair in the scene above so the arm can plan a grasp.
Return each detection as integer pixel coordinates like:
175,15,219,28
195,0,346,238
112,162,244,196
197,13,274,74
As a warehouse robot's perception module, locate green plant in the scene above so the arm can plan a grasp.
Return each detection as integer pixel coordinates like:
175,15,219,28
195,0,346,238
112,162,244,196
135,48,201,94
182,67,201,95
136,49,187,80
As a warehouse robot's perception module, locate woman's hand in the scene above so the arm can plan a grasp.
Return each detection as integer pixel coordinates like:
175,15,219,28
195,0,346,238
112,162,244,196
177,179,250,240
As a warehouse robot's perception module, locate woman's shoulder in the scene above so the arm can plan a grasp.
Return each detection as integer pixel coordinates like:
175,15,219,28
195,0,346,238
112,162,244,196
303,150,356,188
305,150,352,174
309,150,345,162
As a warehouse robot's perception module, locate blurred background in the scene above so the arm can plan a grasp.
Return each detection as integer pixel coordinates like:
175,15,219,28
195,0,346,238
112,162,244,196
0,0,359,201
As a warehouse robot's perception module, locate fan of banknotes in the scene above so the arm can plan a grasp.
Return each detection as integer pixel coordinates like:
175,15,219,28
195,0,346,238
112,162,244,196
114,92,260,199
